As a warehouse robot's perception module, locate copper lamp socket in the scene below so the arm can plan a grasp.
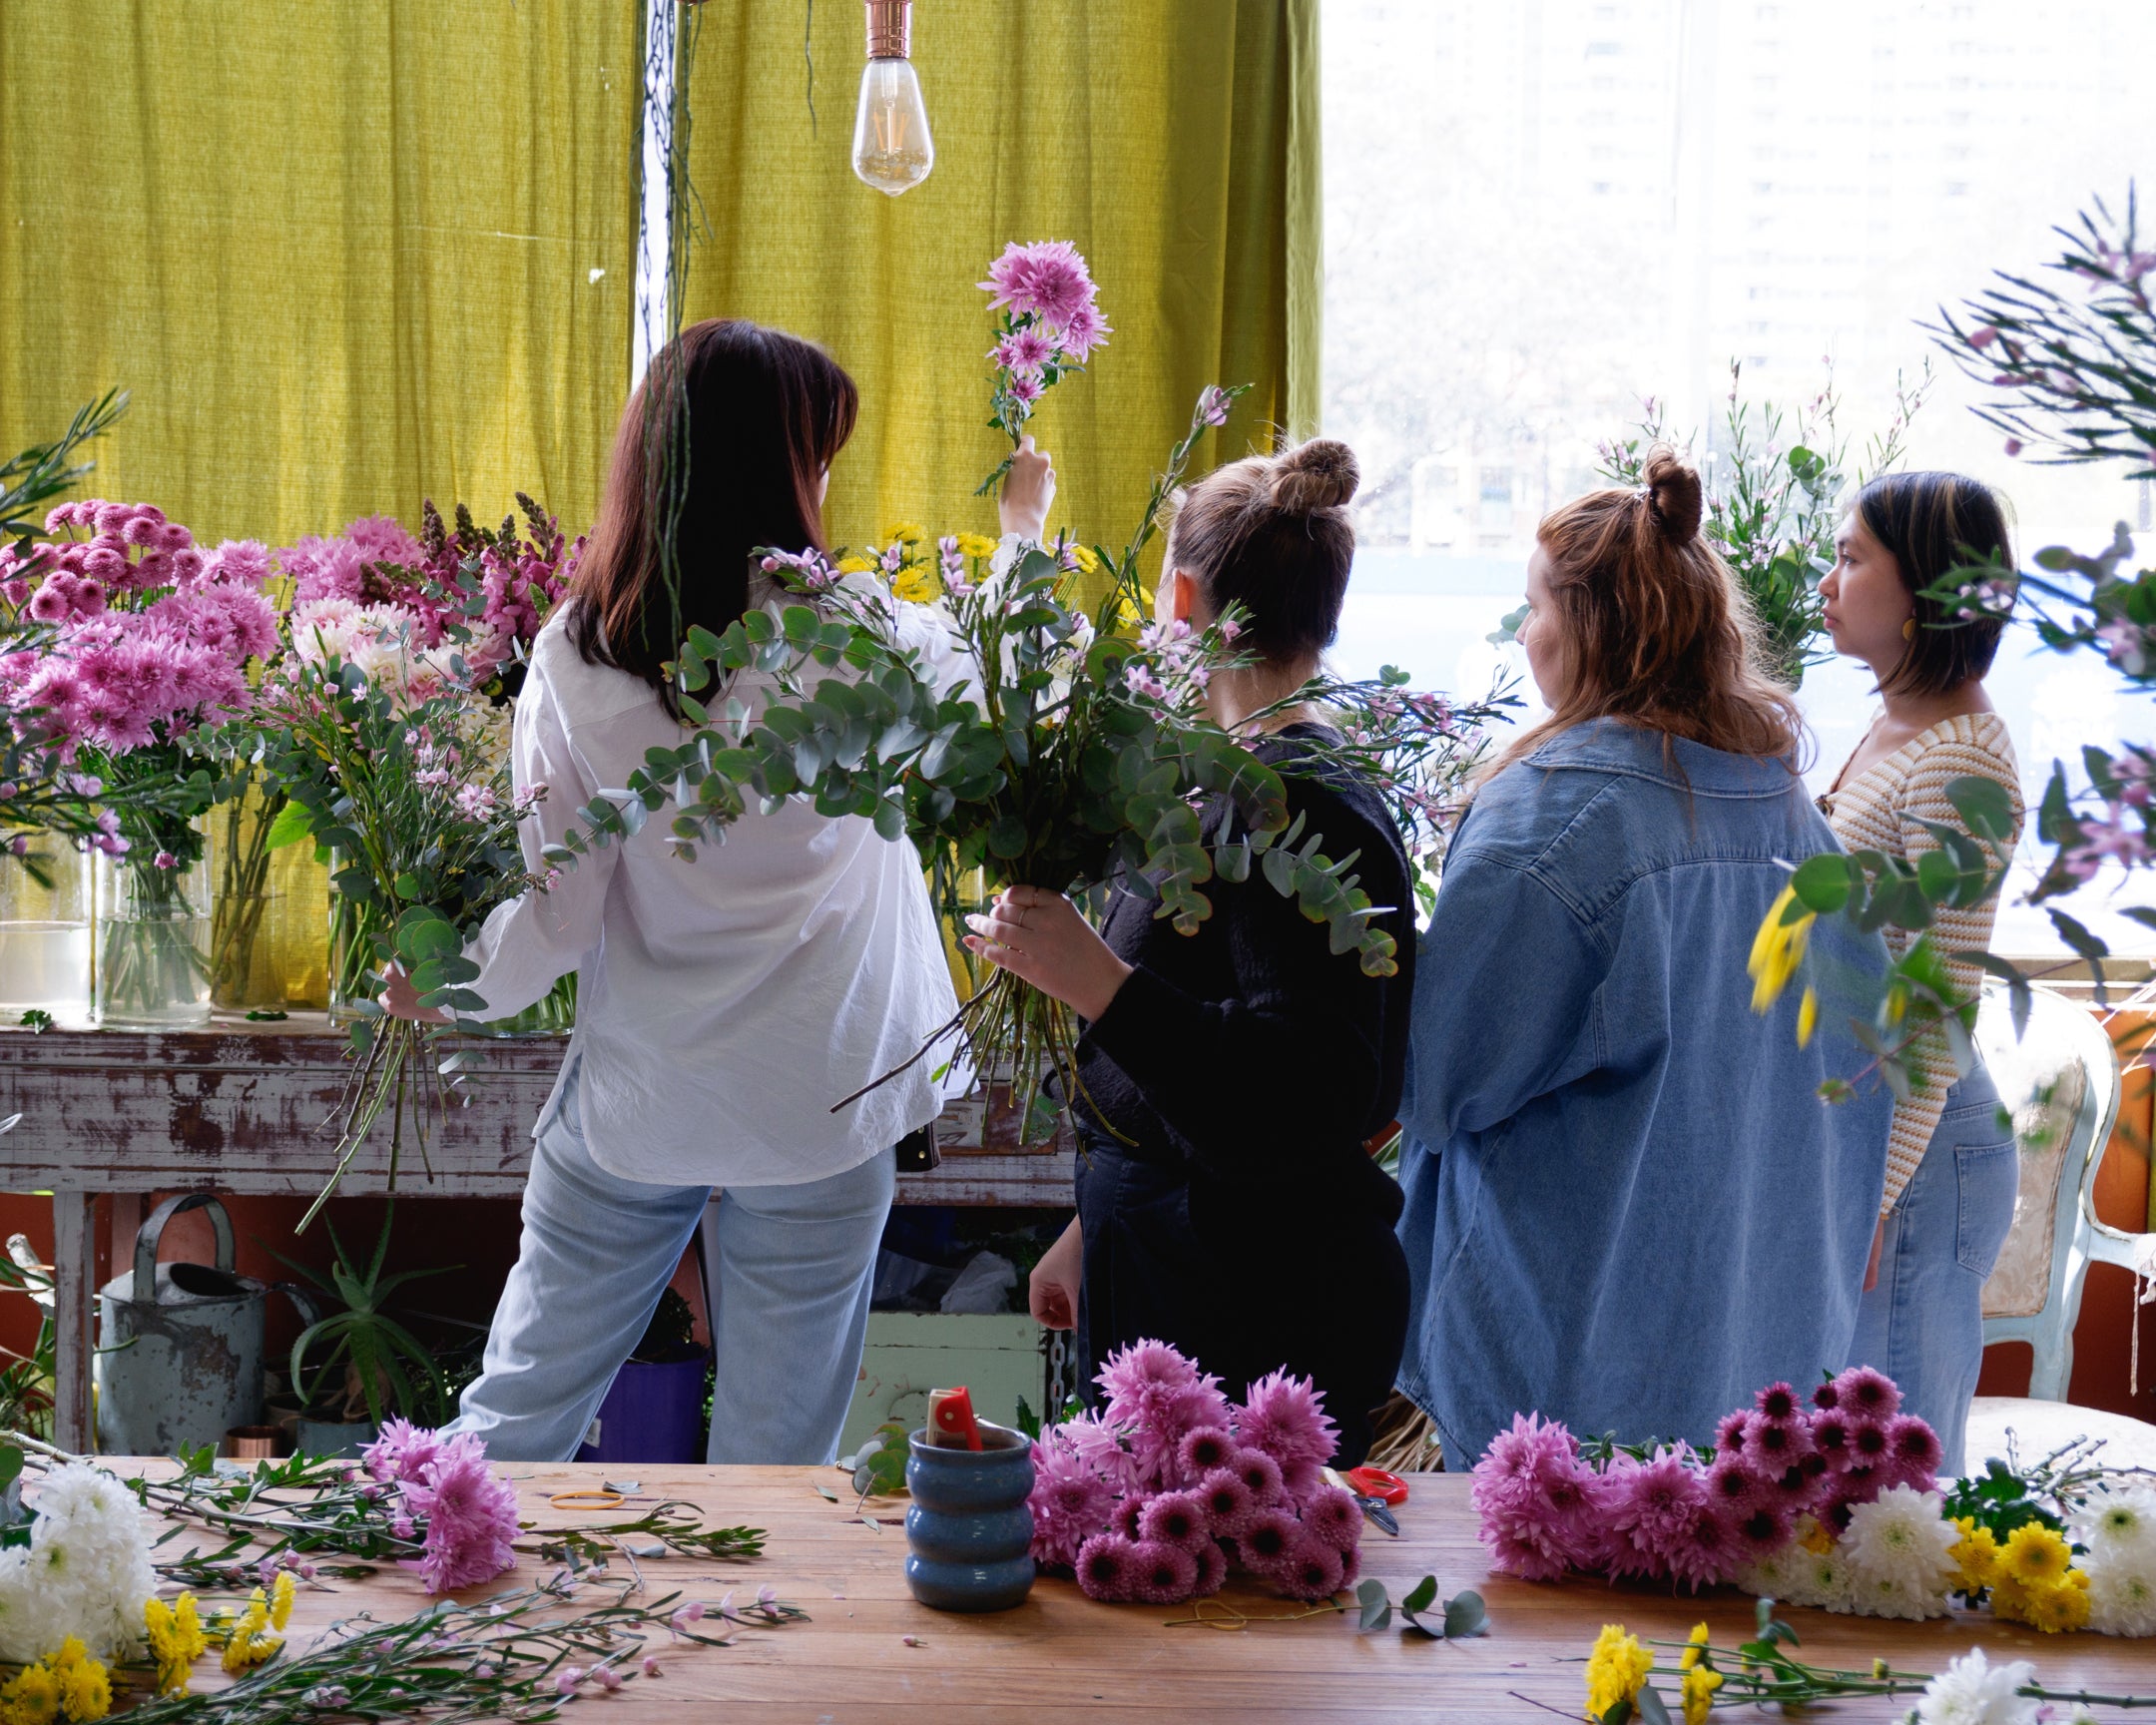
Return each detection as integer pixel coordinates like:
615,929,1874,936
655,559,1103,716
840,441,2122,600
865,0,912,59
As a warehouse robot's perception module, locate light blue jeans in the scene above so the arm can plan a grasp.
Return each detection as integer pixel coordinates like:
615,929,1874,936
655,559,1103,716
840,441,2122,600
1849,1065,2018,1477
450,1059,894,1464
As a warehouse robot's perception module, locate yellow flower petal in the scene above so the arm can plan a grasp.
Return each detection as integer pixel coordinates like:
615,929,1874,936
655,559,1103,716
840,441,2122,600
1796,985,1818,1048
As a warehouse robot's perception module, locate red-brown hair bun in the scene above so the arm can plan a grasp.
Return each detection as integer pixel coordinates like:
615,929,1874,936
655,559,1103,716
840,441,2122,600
1270,438,1360,515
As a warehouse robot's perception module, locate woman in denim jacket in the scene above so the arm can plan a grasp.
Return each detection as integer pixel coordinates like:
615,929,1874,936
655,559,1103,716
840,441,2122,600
1394,450,1893,1465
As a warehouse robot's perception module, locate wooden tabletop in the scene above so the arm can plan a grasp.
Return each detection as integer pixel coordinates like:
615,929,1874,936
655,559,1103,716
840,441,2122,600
160,1462,2155,1723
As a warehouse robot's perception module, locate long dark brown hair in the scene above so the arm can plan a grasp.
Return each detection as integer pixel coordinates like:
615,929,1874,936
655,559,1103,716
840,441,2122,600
1856,469,2014,698
570,318,858,709
1492,447,1805,776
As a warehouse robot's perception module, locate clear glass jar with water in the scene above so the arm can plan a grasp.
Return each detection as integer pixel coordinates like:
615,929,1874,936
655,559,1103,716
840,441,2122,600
94,834,214,1030
0,837,95,1028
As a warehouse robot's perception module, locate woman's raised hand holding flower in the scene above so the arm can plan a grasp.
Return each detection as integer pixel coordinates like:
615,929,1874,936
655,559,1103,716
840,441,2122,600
999,435,1056,543
963,883,1129,1022
380,963,450,1025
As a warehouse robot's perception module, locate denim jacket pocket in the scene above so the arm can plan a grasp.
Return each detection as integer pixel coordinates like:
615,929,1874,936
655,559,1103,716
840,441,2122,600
1953,1135,2019,1277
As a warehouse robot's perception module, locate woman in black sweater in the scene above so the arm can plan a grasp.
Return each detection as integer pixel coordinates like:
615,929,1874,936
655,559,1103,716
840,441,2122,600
963,437,1414,1466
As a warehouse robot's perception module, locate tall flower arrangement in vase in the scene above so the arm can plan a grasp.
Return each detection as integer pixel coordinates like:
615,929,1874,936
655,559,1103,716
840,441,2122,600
246,495,581,1225
0,503,274,1025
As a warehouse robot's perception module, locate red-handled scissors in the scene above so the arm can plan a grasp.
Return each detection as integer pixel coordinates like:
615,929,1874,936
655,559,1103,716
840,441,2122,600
1346,1465,1408,1504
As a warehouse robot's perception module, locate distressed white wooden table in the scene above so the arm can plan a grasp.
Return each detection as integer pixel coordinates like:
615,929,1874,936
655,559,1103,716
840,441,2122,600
0,1014,1076,1450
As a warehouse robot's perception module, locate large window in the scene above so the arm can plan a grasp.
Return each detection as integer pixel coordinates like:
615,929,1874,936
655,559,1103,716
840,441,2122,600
1323,0,2156,956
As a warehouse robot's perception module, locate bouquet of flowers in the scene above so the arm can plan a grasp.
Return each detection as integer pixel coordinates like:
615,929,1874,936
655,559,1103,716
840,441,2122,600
245,497,580,1223
1025,1339,1364,1605
1471,1368,2155,1637
551,242,1511,1136
0,498,276,1021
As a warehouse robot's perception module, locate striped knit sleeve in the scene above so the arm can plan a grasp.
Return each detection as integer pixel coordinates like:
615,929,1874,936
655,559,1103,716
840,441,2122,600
1878,721,2024,1214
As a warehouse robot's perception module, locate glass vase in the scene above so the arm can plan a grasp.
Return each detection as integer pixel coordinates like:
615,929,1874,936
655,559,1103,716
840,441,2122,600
479,971,576,1038
211,775,330,1013
0,838,95,1029
94,838,214,1030
326,882,391,1029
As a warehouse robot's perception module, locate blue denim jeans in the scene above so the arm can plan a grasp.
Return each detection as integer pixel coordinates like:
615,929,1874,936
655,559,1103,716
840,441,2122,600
1849,1065,2017,1476
449,1059,894,1464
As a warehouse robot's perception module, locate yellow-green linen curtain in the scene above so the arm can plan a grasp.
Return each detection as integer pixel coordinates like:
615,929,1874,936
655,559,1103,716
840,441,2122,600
0,1,640,545
680,0,1322,579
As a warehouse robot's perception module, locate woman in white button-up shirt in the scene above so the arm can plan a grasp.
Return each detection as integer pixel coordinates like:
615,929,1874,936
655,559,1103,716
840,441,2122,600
393,317,1053,1463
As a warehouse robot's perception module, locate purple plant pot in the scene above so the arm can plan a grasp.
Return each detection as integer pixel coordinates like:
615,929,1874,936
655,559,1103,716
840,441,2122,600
574,1353,709,1464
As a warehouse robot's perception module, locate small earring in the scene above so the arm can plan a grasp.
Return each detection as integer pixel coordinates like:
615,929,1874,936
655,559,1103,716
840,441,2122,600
1901,618,1917,641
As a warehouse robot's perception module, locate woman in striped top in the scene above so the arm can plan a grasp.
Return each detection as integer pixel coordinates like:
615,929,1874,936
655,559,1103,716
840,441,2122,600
1816,470,2024,1472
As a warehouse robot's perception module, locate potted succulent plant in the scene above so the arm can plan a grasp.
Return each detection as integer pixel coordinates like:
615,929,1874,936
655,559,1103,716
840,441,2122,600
575,1289,711,1465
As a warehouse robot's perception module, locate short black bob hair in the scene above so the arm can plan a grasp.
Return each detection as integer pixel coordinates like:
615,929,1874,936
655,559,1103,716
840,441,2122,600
1856,469,2015,698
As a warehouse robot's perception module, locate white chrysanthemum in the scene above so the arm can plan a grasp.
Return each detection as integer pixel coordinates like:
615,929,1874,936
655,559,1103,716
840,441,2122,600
1844,1567,1952,1621
2071,1485,2156,1567
1911,1648,2039,1725
0,1463,158,1661
2086,1557,2156,1637
1736,1542,1808,1604
1789,1544,1855,1612
1842,1485,1960,1599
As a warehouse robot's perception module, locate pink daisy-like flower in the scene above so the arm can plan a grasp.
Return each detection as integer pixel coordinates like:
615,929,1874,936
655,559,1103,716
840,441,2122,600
1812,1378,1842,1412
1113,1495,1148,1542
1128,1538,1199,1605
1027,1445,1114,1569
1468,1413,1599,1580
1302,1484,1362,1552
1008,371,1044,405
1076,1532,1138,1602
1237,1506,1299,1573
1138,1489,1211,1551
1336,1541,1362,1593
1667,1505,1740,1592
1811,1411,1856,1471
1732,1502,1795,1557
345,513,427,570
395,1434,520,1594
364,1417,446,1485
977,239,1099,332
1832,1366,1901,1422
1234,1370,1341,1469
1096,1338,1197,1407
1050,1411,1142,1494
1712,1410,1750,1461
1190,1538,1228,1596
1229,1446,1285,1506
1882,1414,1941,1483
1176,1426,1235,1481
1277,1454,1326,1508
200,538,273,590
1278,1531,1347,1601
1055,300,1112,360
1196,1467,1256,1539
990,325,1058,379
1741,1412,1816,1472
1705,1457,1772,1518
1754,1382,1801,1422
1846,1419,1891,1467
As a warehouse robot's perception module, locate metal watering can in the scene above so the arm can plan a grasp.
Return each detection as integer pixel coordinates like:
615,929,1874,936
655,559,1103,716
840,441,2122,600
95,1194,274,1455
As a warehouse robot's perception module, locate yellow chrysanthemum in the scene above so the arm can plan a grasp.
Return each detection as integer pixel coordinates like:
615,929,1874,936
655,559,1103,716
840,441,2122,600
145,1593,209,1697
834,554,877,575
1583,1624,1654,1722
1747,884,1815,1012
2,1663,61,1725
1681,1664,1723,1725
46,1642,110,1725
1949,1517,2000,1593
1678,1622,1710,1672
1995,1567,2091,1634
882,521,927,546
220,1592,281,1675
1795,985,1818,1047
270,1569,296,1632
1796,1514,1835,1555
891,566,941,605
954,533,998,560
2000,1521,2072,1587
1064,540,1102,575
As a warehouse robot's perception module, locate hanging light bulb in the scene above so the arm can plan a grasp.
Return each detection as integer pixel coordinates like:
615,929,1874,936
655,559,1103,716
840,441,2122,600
852,1,933,196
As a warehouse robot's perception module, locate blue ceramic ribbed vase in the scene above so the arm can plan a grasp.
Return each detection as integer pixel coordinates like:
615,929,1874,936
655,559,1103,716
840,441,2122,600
903,1423,1036,1611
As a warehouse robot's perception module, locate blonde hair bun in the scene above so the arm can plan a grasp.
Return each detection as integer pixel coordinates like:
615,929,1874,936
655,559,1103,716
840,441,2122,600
1642,446,1703,546
1271,438,1360,515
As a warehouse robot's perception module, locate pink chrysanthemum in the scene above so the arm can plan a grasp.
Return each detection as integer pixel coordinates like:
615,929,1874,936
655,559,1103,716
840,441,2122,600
1278,1531,1348,1601
1468,1413,1598,1580
363,1417,444,1484
1076,1532,1138,1602
1237,1506,1299,1572
1595,1446,1704,1583
1740,1412,1816,1472
1712,1410,1751,1461
1138,1490,1211,1551
198,538,272,590
1027,1444,1115,1569
1176,1425,1236,1483
1277,1454,1326,1508
1336,1541,1362,1593
1883,1414,1942,1483
1754,1381,1801,1422
1303,1484,1362,1552
1705,1457,1773,1518
395,1434,520,1594
1196,1467,1257,1539
1812,1377,1842,1412
1846,1418,1892,1467
1832,1366,1901,1422
1113,1495,1148,1541
1811,1411,1857,1472
1233,1370,1340,1469
344,513,428,570
1667,1504,1741,1592
1732,1502,1796,1558
1097,1337,1196,1406
1190,1538,1228,1597
1050,1410,1142,1495
1128,1538,1200,1605
990,326,1058,379
1227,1446,1285,1507
977,239,1100,332
1056,300,1112,360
